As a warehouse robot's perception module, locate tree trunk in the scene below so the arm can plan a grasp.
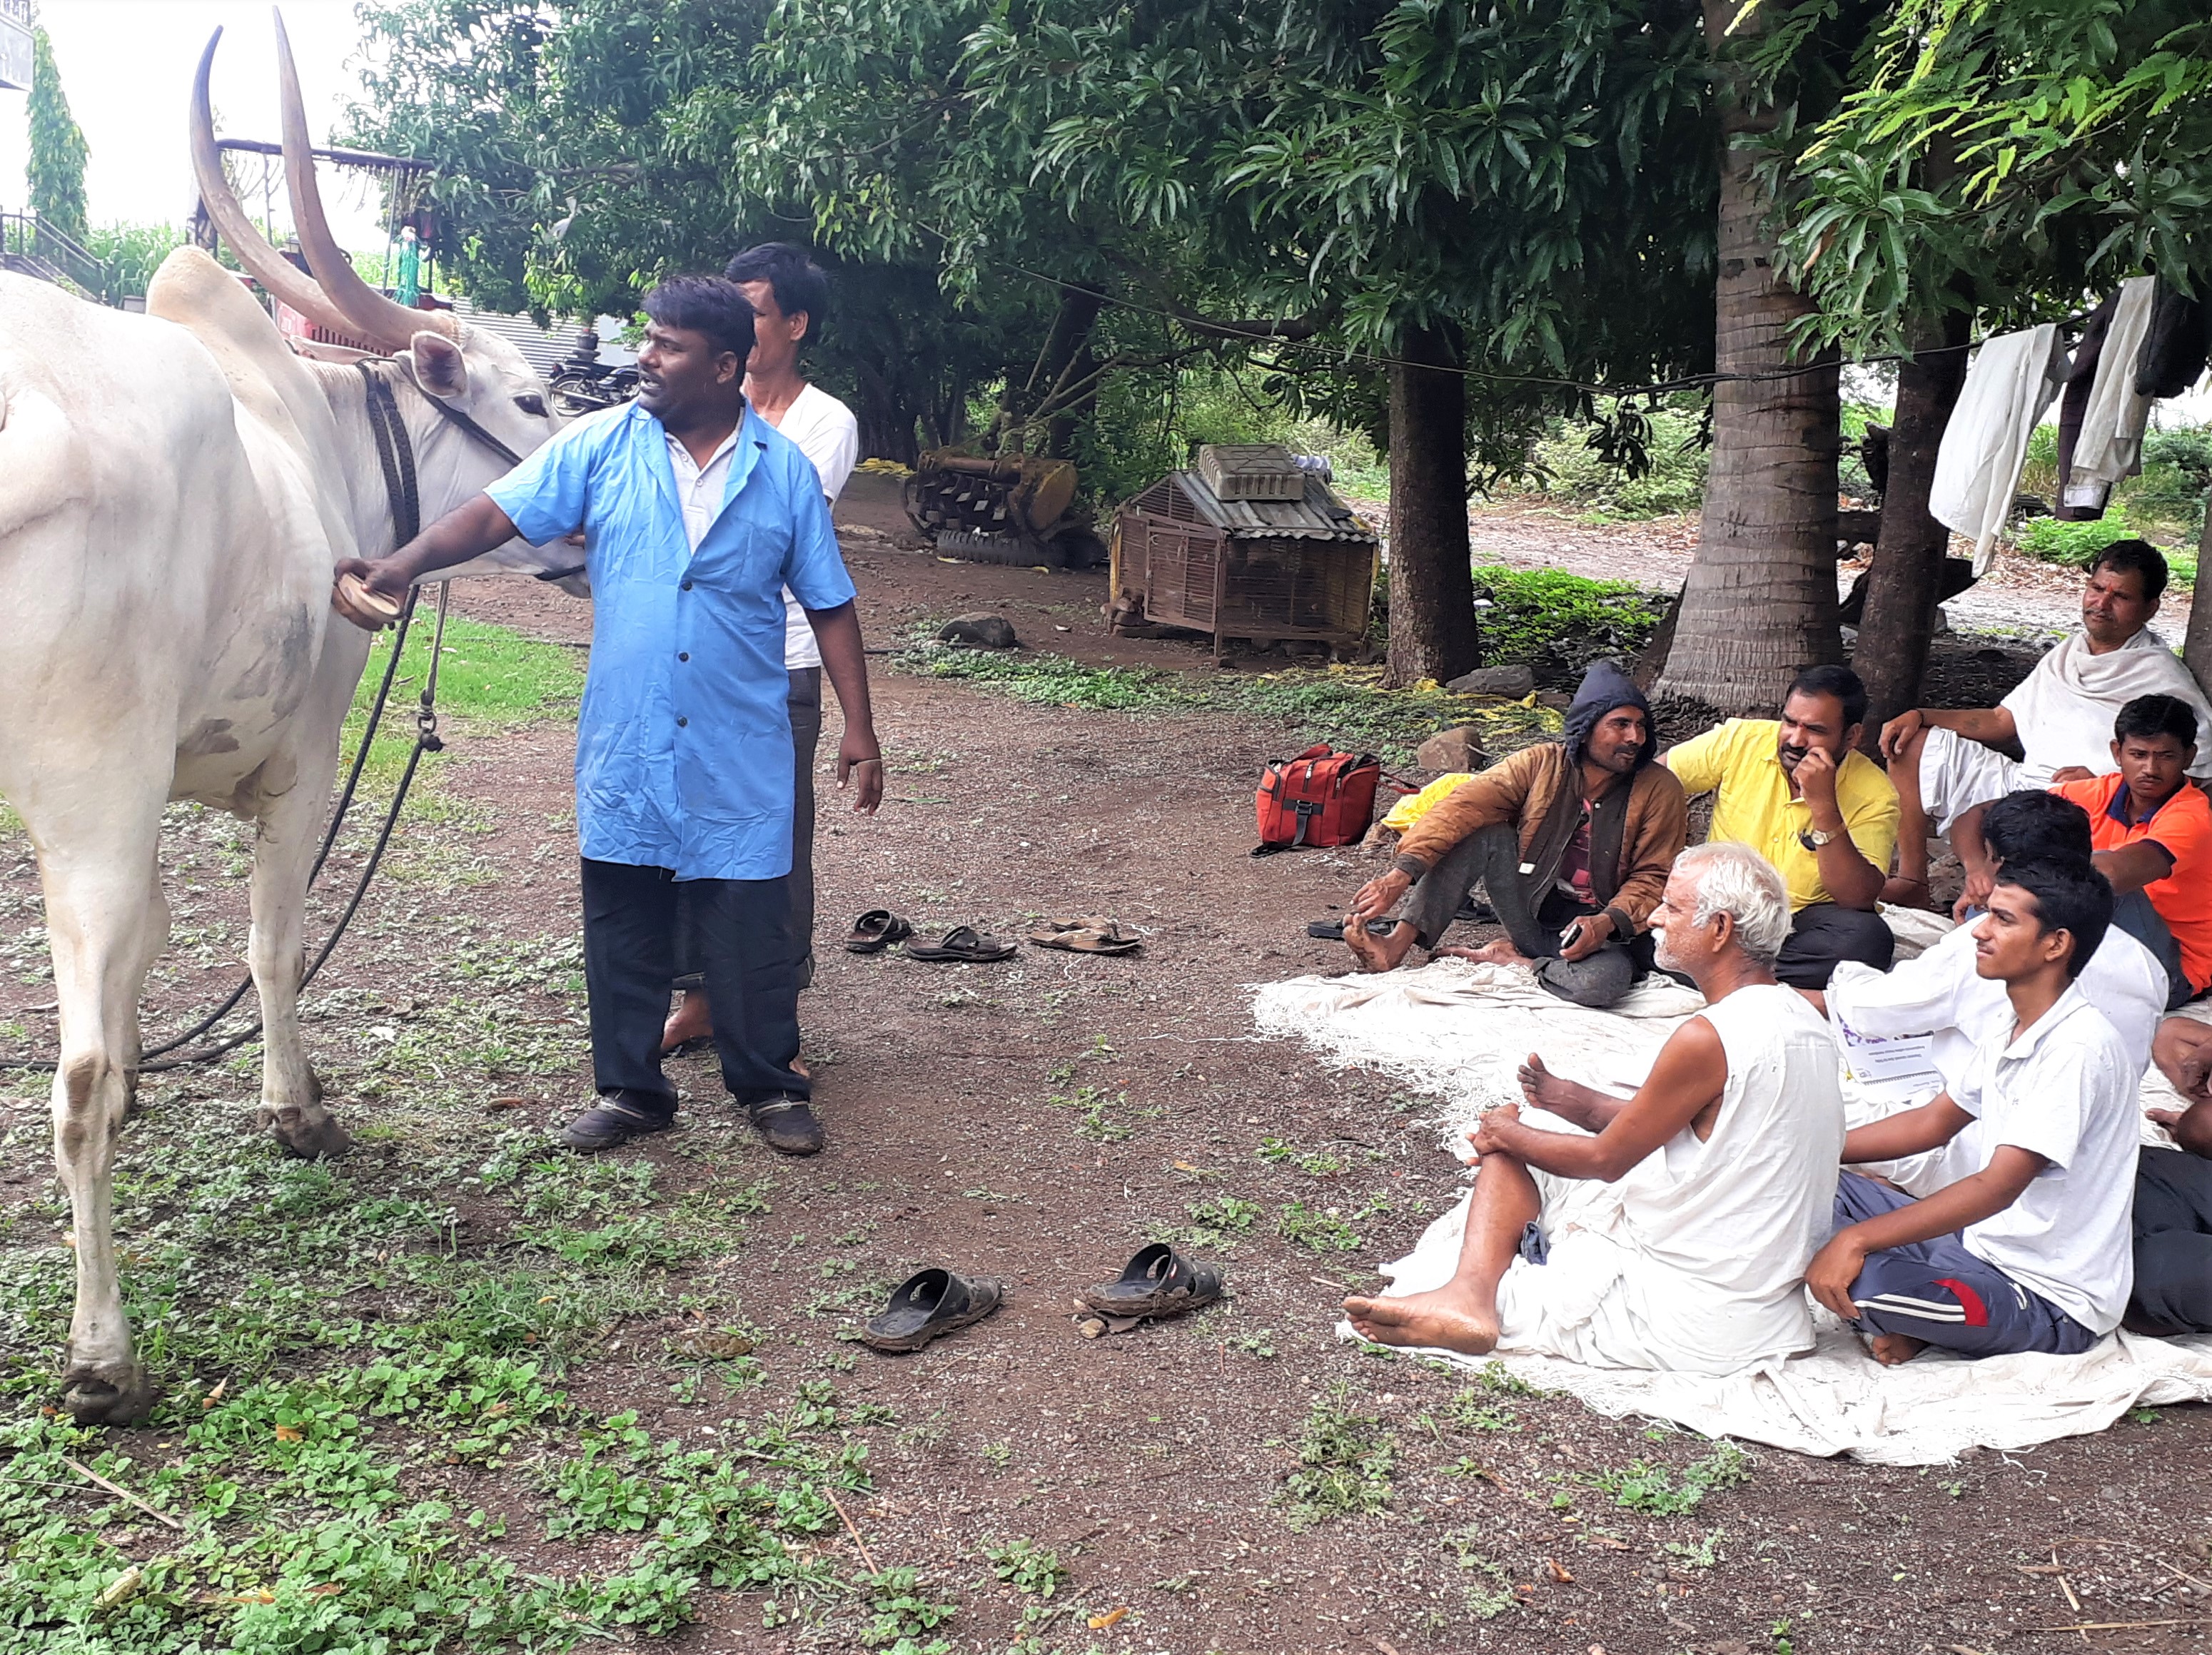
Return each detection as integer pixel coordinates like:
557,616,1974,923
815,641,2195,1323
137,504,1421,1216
1384,322,1480,687
1009,285,1105,457
1853,310,1971,744
2185,490,2212,692
1655,2,1842,714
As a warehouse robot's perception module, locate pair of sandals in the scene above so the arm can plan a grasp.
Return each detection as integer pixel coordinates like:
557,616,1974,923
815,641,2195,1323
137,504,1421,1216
858,1242,1224,1355
847,909,1018,963
847,909,1139,963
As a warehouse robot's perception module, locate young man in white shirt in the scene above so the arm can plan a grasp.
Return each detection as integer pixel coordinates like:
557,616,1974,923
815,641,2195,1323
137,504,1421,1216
663,245,862,1058
1809,859,2138,1363
1819,789,2168,1085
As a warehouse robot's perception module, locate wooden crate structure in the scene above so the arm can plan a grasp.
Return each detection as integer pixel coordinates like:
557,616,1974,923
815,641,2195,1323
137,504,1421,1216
1111,467,1377,662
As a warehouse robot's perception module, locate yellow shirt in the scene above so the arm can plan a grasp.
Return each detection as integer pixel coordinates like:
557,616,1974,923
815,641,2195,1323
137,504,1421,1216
1664,719,1899,911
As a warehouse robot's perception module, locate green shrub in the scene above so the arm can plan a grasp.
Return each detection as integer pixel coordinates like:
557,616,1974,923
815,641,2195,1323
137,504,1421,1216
1473,565,1670,687
2121,426,2212,545
1526,404,1707,519
2013,510,2148,568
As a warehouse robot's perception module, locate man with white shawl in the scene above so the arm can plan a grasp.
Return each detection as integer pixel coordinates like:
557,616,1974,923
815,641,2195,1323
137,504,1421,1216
1343,844,1845,1374
1879,540,2212,908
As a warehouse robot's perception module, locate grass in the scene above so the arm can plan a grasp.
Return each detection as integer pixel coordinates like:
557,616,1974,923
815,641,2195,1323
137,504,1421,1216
341,612,585,794
899,648,1558,765
1585,1442,1753,1517
1278,1390,1396,1531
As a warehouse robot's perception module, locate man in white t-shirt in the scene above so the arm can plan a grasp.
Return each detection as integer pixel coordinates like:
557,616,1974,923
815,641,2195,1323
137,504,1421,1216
663,244,864,1056
1809,859,2138,1364
1819,789,2167,1090
1877,540,2212,906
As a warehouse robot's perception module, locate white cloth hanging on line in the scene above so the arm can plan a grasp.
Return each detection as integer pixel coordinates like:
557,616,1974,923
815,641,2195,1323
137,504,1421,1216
2064,275,2159,510
1930,325,2068,575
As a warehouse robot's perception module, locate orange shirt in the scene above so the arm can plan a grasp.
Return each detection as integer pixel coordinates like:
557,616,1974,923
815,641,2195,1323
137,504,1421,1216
2053,774,2212,991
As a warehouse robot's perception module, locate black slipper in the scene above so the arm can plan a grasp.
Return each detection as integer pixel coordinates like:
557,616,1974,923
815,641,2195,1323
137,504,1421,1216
1075,1239,1230,1318
1076,1243,1225,1322
846,910,914,953
660,1034,714,1058
1307,918,1405,941
555,1097,675,1153
904,926,1017,963
861,1268,1005,1352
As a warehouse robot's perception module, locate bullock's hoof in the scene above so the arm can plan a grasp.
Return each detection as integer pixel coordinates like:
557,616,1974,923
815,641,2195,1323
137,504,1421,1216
259,1103,354,1160
61,1357,157,1427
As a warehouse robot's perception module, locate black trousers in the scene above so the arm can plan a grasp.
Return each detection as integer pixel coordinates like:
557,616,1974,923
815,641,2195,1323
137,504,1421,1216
1400,821,1653,1008
1774,903,1894,990
2133,1146,2212,1335
673,667,822,992
581,857,804,1117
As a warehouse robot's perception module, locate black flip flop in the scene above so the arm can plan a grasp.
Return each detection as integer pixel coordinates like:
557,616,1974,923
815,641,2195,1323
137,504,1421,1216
860,1268,1006,1353
904,926,1017,963
1307,918,1405,941
846,910,914,954
1076,1243,1225,1322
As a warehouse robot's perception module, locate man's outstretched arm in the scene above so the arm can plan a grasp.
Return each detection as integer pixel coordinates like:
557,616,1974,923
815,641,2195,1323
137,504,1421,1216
1879,704,2018,763
1475,1016,1727,1183
339,494,521,599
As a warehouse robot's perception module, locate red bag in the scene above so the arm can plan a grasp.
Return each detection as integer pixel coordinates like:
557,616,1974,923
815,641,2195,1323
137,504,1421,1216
1253,744,1381,855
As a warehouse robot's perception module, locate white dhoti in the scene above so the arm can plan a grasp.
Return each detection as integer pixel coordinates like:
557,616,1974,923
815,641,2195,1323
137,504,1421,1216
1916,726,2025,834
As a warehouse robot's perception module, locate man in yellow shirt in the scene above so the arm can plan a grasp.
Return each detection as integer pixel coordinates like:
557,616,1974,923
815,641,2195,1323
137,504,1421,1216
1662,665,1900,989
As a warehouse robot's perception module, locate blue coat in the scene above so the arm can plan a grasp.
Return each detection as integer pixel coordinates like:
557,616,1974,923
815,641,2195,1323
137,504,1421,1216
486,401,857,880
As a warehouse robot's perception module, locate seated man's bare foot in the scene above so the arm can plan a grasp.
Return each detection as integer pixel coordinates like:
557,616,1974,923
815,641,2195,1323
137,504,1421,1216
661,991,714,1052
1869,1332,1927,1366
1345,919,1418,973
1438,937,1532,968
1343,1287,1501,1355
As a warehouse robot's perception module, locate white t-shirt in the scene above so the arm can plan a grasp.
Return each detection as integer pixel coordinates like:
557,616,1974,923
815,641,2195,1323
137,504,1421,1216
764,383,860,669
1949,984,2140,1334
1829,920,2166,1091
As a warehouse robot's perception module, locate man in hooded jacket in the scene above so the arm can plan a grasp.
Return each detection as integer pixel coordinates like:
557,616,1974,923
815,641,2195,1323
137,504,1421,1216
1345,661,1688,1007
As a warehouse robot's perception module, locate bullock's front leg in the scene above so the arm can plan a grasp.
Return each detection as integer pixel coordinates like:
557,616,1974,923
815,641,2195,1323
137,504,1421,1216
247,767,350,1160
36,817,166,1424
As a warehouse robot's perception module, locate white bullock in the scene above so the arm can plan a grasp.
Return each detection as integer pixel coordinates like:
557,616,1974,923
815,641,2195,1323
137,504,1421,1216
0,25,567,1422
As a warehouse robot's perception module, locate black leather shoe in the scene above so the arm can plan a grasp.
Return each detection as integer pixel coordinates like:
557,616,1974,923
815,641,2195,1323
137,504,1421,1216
747,1093,824,1155
554,1095,675,1153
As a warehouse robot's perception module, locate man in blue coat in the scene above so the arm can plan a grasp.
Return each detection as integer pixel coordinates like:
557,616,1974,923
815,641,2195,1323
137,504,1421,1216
341,277,881,1157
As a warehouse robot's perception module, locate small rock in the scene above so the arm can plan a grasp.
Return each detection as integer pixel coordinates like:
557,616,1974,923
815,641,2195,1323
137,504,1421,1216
1445,663,1535,697
936,612,1019,649
1416,726,1488,772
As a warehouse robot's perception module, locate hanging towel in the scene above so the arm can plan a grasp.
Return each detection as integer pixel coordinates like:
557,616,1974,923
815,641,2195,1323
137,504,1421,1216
2064,275,2157,510
1931,325,2067,576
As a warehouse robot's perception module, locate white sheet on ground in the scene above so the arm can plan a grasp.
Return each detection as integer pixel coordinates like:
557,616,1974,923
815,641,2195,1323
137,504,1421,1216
1256,945,2212,1462
1362,1190,2212,1464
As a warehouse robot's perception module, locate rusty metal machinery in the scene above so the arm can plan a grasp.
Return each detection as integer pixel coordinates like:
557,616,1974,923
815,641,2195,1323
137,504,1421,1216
902,449,1091,565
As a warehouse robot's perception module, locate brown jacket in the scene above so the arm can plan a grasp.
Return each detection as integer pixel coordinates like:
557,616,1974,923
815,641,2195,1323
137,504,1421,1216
1391,743,1688,937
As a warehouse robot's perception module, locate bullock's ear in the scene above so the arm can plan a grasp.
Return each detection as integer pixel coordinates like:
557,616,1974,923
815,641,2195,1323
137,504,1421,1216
410,331,469,399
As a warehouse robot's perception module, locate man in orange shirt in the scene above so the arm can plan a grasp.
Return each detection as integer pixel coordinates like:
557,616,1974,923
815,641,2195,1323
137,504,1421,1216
1961,694,2209,1010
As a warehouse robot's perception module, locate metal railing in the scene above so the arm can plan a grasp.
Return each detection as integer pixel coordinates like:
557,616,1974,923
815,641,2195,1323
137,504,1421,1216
0,212,117,303
0,1,30,25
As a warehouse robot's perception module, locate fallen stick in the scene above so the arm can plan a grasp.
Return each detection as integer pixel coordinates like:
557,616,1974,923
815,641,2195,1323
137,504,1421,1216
62,1459,182,1531
2026,1619,2212,1634
824,1486,879,1575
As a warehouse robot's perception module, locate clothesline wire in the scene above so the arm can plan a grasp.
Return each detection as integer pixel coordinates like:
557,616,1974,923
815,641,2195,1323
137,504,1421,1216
944,231,2099,403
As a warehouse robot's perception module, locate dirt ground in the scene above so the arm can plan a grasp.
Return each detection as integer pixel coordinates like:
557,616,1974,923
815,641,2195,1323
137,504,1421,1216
2,474,2207,1654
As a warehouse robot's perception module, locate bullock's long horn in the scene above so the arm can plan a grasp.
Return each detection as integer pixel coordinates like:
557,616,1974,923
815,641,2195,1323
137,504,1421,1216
189,27,362,339
275,11,457,351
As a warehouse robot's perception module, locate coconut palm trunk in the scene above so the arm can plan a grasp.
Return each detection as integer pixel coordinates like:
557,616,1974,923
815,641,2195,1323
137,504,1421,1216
1656,0,1842,714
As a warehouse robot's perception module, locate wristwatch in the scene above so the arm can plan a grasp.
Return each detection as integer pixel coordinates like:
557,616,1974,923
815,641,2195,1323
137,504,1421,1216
1798,826,1841,851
